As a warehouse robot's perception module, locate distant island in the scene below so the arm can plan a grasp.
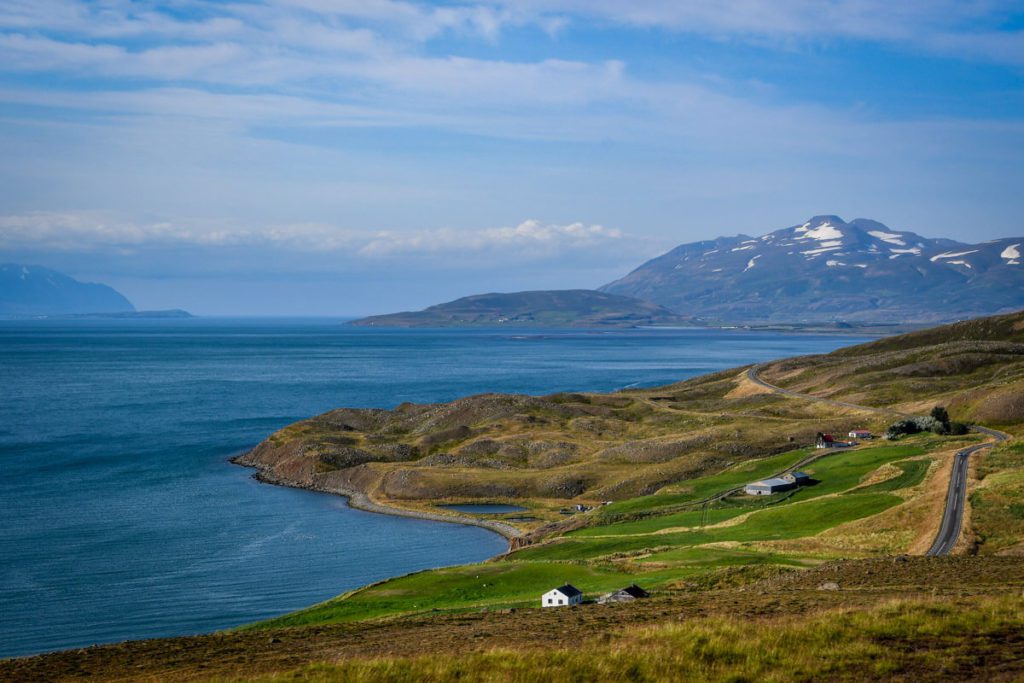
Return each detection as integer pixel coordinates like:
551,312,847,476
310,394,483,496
347,289,692,328
0,263,191,319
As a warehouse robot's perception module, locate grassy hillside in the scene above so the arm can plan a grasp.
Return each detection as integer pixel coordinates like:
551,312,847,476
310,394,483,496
238,310,1023,541
759,310,1024,428
252,436,965,629
227,310,1024,637
256,596,1024,682
7,558,1023,681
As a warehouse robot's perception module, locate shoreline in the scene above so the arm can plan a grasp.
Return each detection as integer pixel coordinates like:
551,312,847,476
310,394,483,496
229,451,521,545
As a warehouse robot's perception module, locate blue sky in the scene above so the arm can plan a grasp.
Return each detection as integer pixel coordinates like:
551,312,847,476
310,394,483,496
1,0,1023,315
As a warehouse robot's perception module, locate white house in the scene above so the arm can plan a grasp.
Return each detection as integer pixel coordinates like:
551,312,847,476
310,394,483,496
542,584,583,607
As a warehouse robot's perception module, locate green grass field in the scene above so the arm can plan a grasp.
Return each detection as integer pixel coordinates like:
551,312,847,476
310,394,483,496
597,447,815,517
253,562,688,629
247,439,965,630
849,458,931,494
518,493,902,561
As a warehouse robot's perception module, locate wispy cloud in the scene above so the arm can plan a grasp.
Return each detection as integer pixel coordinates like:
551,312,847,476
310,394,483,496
0,211,630,262
493,1,1024,65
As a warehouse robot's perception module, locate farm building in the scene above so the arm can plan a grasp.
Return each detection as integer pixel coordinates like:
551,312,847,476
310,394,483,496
598,584,650,604
783,471,810,485
816,433,853,449
542,584,582,608
849,429,873,440
744,477,795,496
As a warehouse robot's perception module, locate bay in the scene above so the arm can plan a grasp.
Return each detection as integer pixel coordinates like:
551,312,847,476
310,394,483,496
0,319,870,657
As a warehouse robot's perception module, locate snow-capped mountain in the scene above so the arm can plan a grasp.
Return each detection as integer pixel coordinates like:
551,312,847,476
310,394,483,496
600,216,1024,323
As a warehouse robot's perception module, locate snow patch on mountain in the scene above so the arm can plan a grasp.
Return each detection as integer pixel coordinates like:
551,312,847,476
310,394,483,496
868,230,907,246
797,223,844,241
802,245,842,256
1002,244,1021,264
743,255,761,272
930,250,978,262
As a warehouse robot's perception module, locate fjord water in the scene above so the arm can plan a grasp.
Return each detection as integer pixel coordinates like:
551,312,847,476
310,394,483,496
0,319,870,657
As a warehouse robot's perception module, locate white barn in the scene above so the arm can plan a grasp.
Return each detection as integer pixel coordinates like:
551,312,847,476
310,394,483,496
542,584,583,607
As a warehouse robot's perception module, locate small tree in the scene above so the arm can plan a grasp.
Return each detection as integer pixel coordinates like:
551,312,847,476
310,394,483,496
930,406,951,431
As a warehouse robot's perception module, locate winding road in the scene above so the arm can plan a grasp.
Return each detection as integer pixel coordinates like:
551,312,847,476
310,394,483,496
746,364,1010,556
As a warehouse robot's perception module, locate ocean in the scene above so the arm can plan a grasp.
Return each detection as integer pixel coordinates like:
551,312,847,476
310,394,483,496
0,319,870,657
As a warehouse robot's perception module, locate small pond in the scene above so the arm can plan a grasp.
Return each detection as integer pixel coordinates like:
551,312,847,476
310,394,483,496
440,504,528,514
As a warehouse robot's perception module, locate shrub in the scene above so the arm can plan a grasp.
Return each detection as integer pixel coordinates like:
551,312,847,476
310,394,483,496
930,406,951,429
884,416,947,440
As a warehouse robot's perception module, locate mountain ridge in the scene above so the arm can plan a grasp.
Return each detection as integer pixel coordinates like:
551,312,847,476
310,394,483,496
0,263,135,317
600,215,1023,323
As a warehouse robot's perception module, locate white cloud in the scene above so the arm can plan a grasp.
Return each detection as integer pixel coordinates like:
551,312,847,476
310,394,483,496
358,219,623,256
0,212,626,261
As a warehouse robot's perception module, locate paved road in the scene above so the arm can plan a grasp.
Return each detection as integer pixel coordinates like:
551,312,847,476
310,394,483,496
746,364,1010,556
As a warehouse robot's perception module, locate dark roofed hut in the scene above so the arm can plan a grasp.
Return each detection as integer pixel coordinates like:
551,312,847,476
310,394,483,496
598,584,650,604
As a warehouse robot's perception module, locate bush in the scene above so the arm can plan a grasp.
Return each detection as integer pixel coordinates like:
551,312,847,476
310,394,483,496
885,416,947,440
948,422,970,436
931,406,952,431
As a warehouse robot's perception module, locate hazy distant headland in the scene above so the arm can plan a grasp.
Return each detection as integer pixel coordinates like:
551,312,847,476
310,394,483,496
0,264,192,319
347,289,692,328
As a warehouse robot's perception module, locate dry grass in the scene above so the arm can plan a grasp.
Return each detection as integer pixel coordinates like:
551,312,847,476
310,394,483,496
7,558,1024,683
247,596,1024,683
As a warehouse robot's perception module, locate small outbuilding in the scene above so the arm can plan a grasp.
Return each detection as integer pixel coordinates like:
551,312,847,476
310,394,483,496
849,429,873,440
782,471,810,485
598,584,649,604
542,584,583,608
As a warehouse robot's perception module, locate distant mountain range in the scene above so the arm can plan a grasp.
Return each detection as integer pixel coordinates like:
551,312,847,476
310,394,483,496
0,264,135,317
600,215,1023,323
351,215,1023,327
348,290,690,328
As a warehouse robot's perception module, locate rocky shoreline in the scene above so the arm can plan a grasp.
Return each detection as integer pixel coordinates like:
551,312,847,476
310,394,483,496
230,450,522,546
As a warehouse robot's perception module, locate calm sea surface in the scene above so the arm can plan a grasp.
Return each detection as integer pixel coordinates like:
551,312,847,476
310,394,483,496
0,319,870,657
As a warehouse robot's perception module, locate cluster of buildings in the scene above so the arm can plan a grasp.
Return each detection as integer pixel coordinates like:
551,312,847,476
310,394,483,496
744,428,874,496
817,429,873,449
543,427,881,608
541,583,648,607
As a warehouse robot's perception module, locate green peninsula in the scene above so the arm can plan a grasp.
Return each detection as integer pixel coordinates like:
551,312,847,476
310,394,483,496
347,289,693,328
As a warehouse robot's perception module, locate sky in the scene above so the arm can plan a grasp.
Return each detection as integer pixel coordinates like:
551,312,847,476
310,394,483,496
1,1,1023,315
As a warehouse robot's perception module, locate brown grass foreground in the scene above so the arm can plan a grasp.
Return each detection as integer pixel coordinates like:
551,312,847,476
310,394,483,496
247,596,1024,682
5,557,1023,682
